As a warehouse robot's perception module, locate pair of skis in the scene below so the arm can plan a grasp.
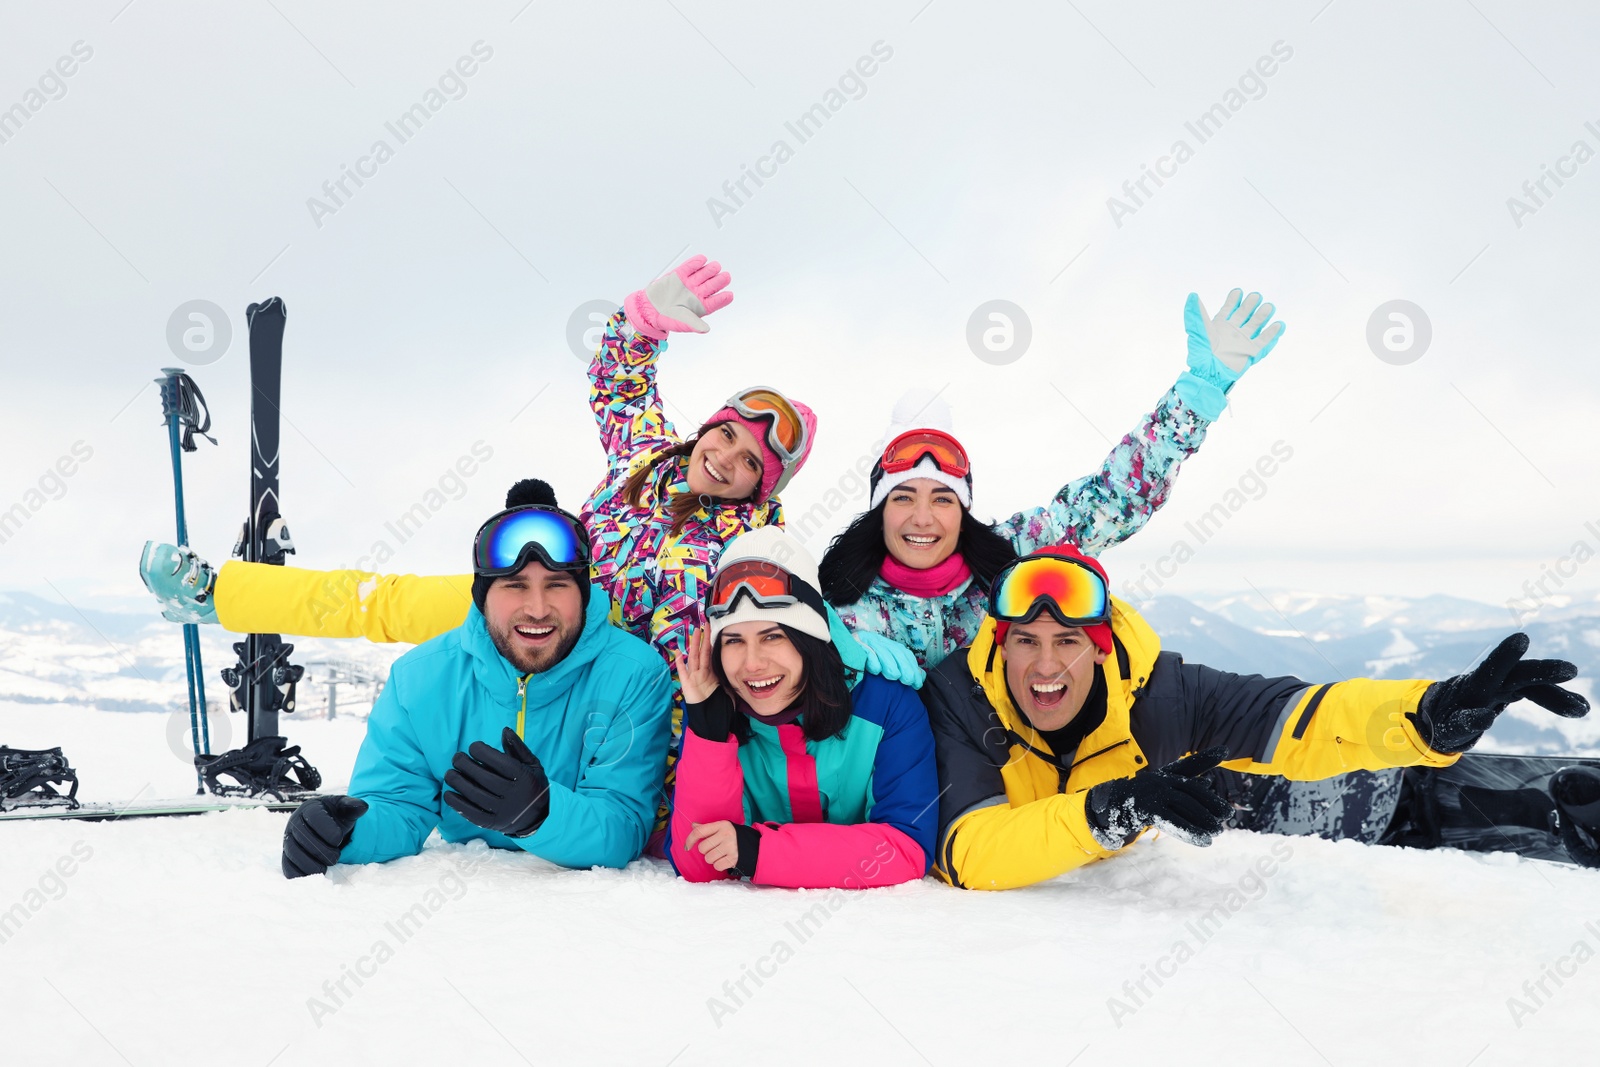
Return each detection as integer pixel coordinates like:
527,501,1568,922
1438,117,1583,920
1,298,319,821
164,299,309,787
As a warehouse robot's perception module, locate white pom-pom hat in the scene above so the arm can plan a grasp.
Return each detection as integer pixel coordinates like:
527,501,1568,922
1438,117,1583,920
706,526,832,644
867,389,973,509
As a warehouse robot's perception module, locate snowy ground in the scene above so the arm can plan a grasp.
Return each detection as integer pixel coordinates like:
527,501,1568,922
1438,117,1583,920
3,705,1597,1065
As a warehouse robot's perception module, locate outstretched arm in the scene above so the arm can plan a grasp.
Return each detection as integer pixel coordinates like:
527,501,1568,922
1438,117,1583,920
213,561,473,644
995,288,1286,557
993,386,1213,557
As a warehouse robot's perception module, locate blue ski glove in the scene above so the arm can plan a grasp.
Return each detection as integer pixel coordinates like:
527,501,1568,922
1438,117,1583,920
139,541,218,624
854,630,927,689
828,603,868,678
825,605,928,688
1174,288,1286,421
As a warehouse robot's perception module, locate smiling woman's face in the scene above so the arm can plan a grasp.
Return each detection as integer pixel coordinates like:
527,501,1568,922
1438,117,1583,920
881,479,963,568
717,621,805,714
687,422,764,500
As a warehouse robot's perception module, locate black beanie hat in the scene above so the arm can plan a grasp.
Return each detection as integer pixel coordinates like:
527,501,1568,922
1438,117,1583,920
471,480,590,612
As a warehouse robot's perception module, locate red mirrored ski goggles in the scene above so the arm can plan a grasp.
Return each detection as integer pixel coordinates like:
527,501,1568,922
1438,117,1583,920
707,558,826,619
878,428,970,478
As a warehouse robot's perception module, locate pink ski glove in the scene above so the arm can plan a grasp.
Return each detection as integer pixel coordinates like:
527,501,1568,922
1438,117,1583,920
624,255,734,341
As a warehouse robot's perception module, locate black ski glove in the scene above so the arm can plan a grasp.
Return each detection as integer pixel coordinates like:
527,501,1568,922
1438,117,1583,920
686,689,738,743
731,823,762,879
1552,766,1600,870
1410,634,1589,755
282,795,369,879
1085,747,1232,850
443,727,550,838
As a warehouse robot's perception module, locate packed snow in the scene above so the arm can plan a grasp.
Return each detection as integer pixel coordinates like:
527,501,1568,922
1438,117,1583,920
3,702,1597,1066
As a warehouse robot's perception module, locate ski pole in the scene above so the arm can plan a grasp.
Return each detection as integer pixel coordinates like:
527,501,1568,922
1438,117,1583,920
158,368,215,792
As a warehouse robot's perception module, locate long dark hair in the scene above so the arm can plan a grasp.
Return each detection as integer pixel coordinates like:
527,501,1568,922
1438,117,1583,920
712,624,853,743
818,500,1017,606
621,421,756,535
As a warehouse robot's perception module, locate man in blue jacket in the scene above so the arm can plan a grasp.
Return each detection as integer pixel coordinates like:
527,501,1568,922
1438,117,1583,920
281,480,673,877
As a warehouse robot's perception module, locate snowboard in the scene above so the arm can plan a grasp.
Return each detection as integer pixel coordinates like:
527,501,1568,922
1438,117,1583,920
1382,751,1600,864
0,794,312,823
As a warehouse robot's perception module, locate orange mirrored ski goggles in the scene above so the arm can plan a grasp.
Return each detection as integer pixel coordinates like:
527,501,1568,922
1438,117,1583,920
727,386,808,464
707,558,825,619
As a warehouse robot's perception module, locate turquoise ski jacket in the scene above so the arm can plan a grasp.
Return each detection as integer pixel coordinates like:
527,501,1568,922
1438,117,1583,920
342,589,673,870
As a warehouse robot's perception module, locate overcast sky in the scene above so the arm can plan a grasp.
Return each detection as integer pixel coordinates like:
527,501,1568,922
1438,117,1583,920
2,0,1597,623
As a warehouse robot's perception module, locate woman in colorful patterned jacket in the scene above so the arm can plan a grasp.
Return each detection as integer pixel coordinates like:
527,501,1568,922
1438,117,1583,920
820,288,1287,670
670,528,938,888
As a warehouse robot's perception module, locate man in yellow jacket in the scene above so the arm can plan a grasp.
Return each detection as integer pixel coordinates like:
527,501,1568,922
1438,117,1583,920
921,546,1590,891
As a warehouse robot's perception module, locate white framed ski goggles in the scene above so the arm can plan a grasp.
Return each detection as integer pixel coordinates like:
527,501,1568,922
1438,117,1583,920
725,387,809,496
706,557,826,620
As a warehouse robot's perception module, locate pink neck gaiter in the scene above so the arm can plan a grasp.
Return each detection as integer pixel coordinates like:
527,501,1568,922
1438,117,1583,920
879,553,972,598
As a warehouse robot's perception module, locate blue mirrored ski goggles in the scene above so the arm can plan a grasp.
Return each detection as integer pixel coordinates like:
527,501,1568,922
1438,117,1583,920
472,506,591,578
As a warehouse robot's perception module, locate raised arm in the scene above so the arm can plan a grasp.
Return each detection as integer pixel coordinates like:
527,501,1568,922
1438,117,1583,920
588,310,676,459
995,288,1286,556
589,255,734,460
993,387,1212,556
213,561,472,644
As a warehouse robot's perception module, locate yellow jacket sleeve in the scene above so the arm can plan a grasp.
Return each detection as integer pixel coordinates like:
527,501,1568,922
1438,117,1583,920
937,791,1116,892
1220,678,1460,779
213,561,474,644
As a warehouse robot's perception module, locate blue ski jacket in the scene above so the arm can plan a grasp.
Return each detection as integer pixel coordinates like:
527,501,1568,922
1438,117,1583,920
341,589,673,870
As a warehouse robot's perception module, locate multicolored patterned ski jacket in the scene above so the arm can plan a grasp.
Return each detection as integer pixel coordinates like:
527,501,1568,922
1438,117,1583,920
836,385,1214,669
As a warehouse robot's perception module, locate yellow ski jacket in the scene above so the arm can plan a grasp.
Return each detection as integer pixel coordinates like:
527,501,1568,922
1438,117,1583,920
921,597,1458,891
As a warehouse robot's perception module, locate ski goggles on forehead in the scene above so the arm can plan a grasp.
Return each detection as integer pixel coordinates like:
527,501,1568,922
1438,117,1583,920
726,386,808,464
706,558,826,619
472,506,591,579
989,554,1111,627
878,428,970,478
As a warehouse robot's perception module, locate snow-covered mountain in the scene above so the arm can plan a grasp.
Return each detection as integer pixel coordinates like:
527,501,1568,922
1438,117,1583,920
1136,593,1600,756
0,591,402,722
3,588,1596,756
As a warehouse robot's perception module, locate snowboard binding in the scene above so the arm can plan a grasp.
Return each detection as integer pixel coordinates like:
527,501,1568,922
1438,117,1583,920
1384,756,1600,868
1,745,81,811
194,736,321,801
221,639,305,717
1552,766,1600,869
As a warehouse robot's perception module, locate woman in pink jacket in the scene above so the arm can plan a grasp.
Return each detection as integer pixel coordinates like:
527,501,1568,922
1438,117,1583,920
670,527,938,889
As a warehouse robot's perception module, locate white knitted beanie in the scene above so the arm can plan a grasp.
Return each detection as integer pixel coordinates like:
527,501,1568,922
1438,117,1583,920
867,389,972,509
707,526,832,643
